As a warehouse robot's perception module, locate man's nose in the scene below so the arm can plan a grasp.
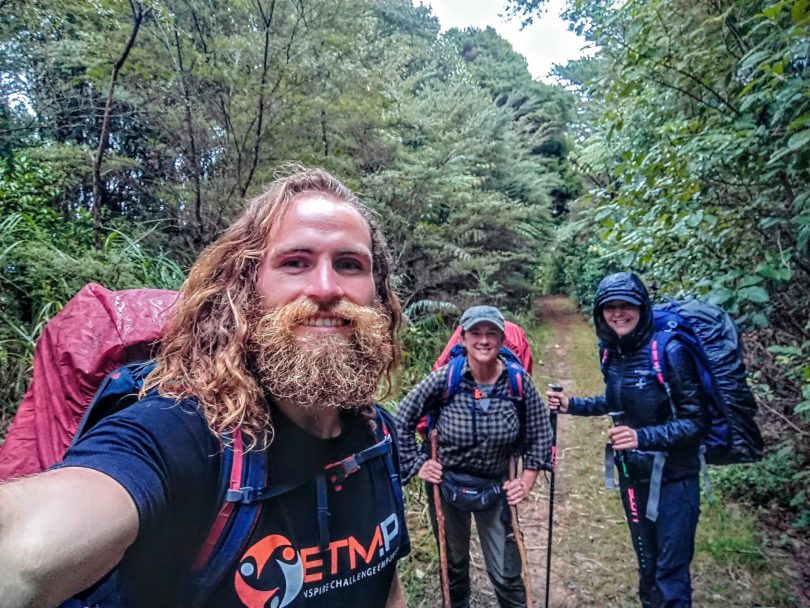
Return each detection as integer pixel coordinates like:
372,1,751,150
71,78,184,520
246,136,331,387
305,260,344,304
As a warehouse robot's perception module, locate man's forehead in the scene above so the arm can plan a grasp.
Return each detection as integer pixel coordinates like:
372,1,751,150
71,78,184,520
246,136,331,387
271,194,369,233
262,194,374,260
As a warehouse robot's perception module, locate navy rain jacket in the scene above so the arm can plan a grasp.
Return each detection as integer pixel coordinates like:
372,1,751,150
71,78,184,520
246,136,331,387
569,272,708,482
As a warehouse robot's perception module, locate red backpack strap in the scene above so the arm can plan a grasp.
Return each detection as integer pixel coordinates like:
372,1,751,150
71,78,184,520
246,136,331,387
189,428,267,603
192,429,246,569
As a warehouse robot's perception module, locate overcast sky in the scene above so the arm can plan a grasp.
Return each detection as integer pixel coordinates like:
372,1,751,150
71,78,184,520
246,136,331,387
420,0,590,82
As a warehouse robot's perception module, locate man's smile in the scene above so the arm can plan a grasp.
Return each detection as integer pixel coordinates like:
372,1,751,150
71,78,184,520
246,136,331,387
299,316,351,328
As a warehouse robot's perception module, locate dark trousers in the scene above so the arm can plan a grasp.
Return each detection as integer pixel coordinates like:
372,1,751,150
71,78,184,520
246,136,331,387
619,476,700,608
426,483,526,608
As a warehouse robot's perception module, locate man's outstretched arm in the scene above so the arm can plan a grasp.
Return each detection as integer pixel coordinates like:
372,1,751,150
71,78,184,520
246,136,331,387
0,467,138,608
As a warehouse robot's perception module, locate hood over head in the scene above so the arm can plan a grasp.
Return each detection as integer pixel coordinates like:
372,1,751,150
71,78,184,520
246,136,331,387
593,272,653,352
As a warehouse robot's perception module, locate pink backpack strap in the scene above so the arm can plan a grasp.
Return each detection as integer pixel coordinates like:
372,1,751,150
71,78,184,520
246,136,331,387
192,429,245,569
651,339,666,387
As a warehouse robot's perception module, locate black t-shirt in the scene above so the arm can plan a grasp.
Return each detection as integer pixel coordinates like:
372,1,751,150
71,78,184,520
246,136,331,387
204,406,408,607
57,394,221,607
57,395,409,607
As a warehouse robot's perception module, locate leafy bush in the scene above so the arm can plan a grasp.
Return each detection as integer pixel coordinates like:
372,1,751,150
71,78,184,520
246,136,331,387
0,154,187,426
399,301,457,392
714,445,810,529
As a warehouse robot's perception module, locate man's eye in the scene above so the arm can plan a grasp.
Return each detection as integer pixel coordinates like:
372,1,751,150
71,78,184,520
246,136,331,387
282,259,306,268
336,259,364,271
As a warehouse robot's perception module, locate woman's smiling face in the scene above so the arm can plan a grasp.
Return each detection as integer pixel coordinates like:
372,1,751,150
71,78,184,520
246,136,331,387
461,322,504,366
602,299,641,337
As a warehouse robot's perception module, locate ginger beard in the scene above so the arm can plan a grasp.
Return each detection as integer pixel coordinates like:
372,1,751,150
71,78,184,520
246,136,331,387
251,299,393,410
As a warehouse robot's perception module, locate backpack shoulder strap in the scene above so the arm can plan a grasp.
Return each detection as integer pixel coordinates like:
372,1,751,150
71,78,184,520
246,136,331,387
373,405,405,512
193,405,406,593
441,343,467,402
72,360,157,444
190,428,266,597
494,347,531,452
499,346,524,400
650,331,675,389
650,329,708,391
598,344,610,380
425,345,466,433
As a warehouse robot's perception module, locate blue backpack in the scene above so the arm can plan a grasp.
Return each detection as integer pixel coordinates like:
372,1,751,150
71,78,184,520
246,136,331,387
426,343,528,444
64,361,403,606
601,298,764,465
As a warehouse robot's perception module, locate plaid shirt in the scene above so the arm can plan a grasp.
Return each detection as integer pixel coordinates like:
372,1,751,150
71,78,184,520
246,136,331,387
394,359,553,484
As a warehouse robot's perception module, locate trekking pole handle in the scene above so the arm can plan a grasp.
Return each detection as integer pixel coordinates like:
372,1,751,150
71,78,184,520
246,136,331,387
548,383,563,414
608,411,625,427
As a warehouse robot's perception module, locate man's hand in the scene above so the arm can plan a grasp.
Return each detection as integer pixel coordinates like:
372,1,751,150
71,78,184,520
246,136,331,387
417,458,442,484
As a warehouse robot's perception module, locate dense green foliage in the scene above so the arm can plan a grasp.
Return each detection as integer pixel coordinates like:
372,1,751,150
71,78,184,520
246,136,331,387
0,0,576,419
508,0,810,535
3,0,809,591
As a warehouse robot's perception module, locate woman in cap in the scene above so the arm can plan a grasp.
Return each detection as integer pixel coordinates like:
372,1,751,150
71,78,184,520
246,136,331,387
547,272,707,608
395,305,553,608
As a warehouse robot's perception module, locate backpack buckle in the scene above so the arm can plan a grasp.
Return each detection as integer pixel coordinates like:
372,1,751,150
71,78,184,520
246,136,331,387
324,455,360,491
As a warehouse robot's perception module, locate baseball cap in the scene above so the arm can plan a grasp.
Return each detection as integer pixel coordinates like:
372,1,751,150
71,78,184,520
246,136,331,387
602,294,642,306
459,305,505,332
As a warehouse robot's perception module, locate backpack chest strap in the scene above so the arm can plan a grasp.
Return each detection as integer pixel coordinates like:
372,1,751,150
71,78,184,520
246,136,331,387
324,434,392,490
225,434,393,504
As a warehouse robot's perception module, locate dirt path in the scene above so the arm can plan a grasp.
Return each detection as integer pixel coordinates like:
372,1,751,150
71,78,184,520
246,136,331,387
516,296,583,608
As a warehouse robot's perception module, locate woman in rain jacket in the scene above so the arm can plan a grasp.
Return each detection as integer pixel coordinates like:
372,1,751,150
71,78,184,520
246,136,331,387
547,272,708,608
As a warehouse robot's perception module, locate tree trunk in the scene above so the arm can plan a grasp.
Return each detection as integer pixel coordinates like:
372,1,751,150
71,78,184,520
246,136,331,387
92,1,149,248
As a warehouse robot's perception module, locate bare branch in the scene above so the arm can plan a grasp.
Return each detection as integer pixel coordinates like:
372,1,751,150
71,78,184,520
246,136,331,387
92,1,151,247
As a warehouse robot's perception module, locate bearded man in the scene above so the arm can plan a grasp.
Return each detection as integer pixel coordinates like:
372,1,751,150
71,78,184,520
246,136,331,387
0,168,410,607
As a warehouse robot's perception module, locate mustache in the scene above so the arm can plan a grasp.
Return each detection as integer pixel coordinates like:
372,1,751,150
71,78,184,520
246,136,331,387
264,299,366,324
253,299,387,342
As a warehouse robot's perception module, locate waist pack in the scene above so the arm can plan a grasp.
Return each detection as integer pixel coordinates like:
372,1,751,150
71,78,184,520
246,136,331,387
440,470,504,511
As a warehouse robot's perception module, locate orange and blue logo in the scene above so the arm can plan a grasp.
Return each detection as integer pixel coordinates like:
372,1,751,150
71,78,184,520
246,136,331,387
234,534,303,608
234,513,400,607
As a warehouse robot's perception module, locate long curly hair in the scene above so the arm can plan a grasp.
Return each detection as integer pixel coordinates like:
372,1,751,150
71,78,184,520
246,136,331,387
141,166,402,447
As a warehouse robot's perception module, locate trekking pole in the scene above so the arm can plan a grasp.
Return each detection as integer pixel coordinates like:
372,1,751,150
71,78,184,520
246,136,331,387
509,456,533,608
545,383,562,608
608,411,648,573
430,429,451,608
